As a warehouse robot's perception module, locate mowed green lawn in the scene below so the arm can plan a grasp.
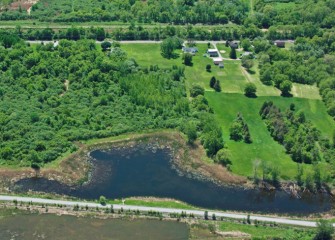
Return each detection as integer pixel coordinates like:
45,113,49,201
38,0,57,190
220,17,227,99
206,92,334,179
122,43,280,95
122,43,334,179
122,43,320,99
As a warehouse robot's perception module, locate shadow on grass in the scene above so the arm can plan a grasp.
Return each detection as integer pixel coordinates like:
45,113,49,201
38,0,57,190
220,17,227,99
161,52,180,59
244,94,257,98
246,69,256,75
281,93,293,98
184,62,194,67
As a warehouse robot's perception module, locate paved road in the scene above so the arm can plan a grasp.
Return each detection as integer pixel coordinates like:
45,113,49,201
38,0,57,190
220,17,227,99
26,40,228,45
0,195,325,228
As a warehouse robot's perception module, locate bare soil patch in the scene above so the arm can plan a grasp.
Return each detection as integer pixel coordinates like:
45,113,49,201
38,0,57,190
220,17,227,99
7,0,38,11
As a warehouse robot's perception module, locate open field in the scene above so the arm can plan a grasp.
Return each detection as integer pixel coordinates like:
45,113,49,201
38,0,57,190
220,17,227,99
120,43,333,179
123,43,275,94
122,43,321,99
206,92,333,178
217,221,314,239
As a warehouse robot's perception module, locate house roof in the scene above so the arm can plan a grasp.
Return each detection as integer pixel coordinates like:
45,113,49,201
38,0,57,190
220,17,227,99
213,57,223,62
207,49,218,53
182,47,198,53
229,41,238,48
274,41,285,47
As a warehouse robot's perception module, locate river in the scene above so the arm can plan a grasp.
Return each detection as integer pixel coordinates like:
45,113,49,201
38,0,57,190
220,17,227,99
13,144,333,214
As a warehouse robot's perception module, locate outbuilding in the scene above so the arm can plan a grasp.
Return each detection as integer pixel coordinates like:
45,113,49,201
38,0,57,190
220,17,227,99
229,41,239,49
274,41,285,48
213,57,223,65
182,46,198,55
207,49,219,57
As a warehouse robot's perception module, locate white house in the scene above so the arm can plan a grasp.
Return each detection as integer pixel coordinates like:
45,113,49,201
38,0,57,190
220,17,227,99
207,49,219,57
213,57,223,65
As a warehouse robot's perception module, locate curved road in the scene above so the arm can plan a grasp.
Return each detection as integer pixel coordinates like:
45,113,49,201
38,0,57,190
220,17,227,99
0,195,326,228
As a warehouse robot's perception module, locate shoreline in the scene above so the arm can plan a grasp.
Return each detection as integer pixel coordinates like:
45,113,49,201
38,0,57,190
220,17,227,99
0,130,247,192
0,130,333,218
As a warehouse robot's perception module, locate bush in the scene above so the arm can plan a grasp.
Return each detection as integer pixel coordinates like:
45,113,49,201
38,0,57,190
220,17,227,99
183,53,193,66
244,83,257,97
99,196,107,206
206,64,211,72
190,85,205,97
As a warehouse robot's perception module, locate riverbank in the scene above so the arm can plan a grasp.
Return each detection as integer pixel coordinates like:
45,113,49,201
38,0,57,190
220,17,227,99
0,194,326,227
0,130,334,216
0,195,321,239
0,130,247,193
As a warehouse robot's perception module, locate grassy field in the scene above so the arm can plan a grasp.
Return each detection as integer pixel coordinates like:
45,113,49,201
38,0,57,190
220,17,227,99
123,43,321,99
122,43,334,179
206,92,334,179
217,221,314,239
123,43,249,92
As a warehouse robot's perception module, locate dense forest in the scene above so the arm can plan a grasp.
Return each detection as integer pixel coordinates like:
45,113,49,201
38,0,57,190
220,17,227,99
0,0,248,24
0,39,224,167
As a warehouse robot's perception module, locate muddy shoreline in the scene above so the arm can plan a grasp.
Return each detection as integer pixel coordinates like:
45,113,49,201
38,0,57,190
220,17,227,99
0,131,247,193
0,131,334,214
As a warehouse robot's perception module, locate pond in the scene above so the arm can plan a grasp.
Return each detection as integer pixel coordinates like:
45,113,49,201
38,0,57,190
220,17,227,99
14,145,333,214
0,211,188,240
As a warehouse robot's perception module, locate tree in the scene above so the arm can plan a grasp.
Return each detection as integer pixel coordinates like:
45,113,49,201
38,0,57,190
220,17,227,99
161,38,175,58
241,56,254,70
190,85,205,97
230,122,243,141
183,53,193,66
99,195,107,206
241,39,251,51
206,64,211,72
184,122,197,144
280,80,292,96
215,149,231,166
96,27,106,41
295,164,304,187
244,83,257,97
314,220,334,240
213,80,221,92
204,211,209,220
101,41,112,51
210,76,216,88
230,47,237,59
313,165,322,190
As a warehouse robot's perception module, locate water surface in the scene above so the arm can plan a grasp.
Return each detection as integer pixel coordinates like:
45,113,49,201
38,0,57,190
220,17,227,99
14,145,333,214
0,212,188,240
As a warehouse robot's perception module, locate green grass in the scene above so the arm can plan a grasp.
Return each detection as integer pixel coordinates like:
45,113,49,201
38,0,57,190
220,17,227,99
122,43,322,99
218,221,314,239
205,92,334,179
216,44,231,58
291,83,321,100
117,199,197,210
242,61,281,96
122,43,334,179
122,43,251,93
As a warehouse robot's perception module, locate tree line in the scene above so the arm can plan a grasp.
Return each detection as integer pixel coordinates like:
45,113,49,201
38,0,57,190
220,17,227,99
260,102,335,164
0,0,248,24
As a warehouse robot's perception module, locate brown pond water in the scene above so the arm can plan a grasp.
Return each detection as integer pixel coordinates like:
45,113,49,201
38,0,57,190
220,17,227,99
0,212,188,240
